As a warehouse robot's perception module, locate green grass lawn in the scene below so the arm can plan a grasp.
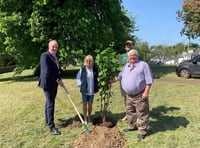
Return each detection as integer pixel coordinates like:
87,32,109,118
1,65,200,148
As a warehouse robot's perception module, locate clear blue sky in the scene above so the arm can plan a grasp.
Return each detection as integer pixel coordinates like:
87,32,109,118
122,0,200,46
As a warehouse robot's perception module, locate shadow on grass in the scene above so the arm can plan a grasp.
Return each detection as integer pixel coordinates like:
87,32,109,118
92,110,126,121
57,118,75,128
89,106,189,136
90,105,189,136
57,111,124,129
0,69,79,82
148,105,189,135
57,114,84,128
0,75,39,82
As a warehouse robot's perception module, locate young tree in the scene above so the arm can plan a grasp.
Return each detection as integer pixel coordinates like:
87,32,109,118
95,47,119,122
177,0,200,39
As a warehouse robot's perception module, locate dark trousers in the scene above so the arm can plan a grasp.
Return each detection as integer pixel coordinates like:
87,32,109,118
43,87,58,129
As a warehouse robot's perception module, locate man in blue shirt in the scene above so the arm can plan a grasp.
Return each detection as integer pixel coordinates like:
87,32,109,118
112,49,153,141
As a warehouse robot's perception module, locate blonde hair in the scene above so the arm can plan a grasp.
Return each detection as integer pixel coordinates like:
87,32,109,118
83,55,94,66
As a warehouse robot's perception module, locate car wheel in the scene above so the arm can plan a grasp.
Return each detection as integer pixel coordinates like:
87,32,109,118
179,69,191,78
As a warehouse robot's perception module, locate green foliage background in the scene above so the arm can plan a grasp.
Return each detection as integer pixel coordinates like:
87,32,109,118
0,0,135,72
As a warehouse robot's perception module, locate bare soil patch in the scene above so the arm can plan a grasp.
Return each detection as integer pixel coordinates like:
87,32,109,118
68,115,128,148
73,125,128,148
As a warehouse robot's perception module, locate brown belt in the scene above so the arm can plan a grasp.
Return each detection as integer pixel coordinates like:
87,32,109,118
127,90,144,98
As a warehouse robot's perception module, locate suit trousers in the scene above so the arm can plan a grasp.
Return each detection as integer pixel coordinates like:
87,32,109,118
43,86,58,129
126,93,149,135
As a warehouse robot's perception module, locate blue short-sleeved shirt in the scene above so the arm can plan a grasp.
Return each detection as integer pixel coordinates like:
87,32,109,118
118,60,153,95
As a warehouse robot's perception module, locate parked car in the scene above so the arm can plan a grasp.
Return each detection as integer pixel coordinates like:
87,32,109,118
176,54,200,78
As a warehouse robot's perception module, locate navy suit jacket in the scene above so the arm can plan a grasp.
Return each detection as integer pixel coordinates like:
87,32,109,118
38,51,61,89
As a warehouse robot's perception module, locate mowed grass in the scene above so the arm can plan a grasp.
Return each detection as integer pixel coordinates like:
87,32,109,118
1,65,200,148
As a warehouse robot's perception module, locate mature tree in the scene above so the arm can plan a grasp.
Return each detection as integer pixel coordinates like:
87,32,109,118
190,42,200,49
135,41,151,61
173,42,186,54
177,0,200,39
0,0,135,72
150,45,166,62
149,42,200,61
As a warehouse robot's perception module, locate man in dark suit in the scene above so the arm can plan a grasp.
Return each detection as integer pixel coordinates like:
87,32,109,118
38,40,64,135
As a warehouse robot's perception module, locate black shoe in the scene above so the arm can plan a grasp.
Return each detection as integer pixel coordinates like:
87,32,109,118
50,127,61,135
137,134,146,141
123,128,135,132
